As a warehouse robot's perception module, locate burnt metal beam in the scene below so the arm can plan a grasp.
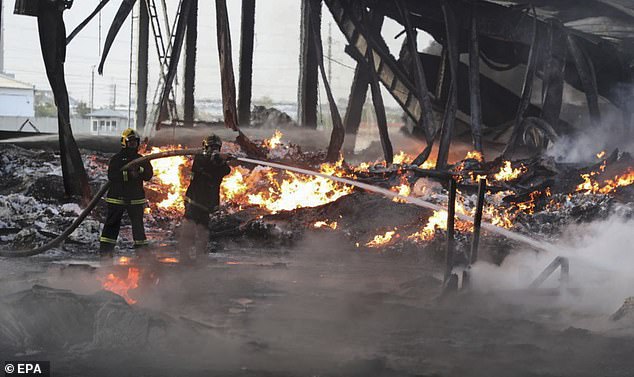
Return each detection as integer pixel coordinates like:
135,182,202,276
342,8,384,152
215,0,238,131
436,0,460,170
342,63,369,152
470,178,486,264
136,0,149,131
37,4,92,203
156,0,192,127
503,8,539,157
365,33,393,164
468,0,483,153
529,256,569,289
394,0,435,143
183,0,198,128
445,178,457,283
98,0,136,74
328,0,424,131
215,0,263,157
66,0,111,44
238,0,256,127
567,34,601,127
540,19,566,138
308,0,345,162
298,0,321,129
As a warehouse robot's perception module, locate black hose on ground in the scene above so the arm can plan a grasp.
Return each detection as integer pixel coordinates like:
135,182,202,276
0,148,203,258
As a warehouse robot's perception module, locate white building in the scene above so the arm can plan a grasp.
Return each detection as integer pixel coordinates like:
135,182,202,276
87,109,129,135
0,74,35,117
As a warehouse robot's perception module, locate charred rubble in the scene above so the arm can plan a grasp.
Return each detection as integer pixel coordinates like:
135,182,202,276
1,135,633,268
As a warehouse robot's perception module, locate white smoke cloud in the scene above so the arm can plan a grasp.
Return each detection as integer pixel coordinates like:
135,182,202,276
472,212,634,317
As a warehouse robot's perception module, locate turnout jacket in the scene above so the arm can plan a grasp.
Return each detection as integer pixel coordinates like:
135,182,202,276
185,153,231,212
106,149,153,205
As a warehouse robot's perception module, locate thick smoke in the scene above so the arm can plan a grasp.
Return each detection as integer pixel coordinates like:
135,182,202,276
472,212,634,317
547,110,634,163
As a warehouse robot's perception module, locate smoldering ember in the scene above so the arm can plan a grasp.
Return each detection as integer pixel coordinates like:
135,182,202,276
1,0,634,376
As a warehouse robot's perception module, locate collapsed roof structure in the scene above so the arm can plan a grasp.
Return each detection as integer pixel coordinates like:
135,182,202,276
13,0,634,195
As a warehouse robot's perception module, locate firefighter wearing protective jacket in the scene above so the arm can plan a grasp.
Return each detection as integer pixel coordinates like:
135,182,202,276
99,128,153,257
179,134,231,260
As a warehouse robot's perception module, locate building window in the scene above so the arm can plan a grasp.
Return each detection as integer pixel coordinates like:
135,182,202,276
99,120,105,133
92,120,98,132
111,120,117,132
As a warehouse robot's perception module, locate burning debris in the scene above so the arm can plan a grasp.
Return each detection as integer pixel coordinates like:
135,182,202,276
2,133,634,262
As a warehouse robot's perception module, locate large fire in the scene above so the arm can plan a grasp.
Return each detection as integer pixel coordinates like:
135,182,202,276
140,133,633,252
222,157,354,213
99,267,140,305
145,145,190,212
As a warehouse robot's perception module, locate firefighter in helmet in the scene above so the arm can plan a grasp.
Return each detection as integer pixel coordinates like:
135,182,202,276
180,134,232,260
99,128,154,257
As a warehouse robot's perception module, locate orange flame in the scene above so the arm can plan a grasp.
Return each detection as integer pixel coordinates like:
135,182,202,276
465,150,484,162
263,129,283,150
391,175,411,203
576,167,634,194
366,229,397,247
223,157,354,213
145,146,189,212
494,161,524,181
314,220,338,230
99,267,140,305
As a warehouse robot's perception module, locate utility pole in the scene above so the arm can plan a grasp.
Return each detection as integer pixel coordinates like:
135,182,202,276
112,83,117,109
0,0,4,74
90,66,95,111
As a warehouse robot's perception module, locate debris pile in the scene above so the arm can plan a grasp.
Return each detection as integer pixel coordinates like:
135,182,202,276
1,133,633,262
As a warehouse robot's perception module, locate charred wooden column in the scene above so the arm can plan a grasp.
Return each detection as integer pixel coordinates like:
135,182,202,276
468,0,483,152
436,1,460,170
298,0,321,128
136,0,149,131
183,0,198,127
238,0,256,127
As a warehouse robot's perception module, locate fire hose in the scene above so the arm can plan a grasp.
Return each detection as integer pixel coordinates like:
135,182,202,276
0,148,202,258
0,148,554,258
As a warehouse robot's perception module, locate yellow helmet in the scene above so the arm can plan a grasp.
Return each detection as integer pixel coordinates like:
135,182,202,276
121,128,140,148
202,134,222,149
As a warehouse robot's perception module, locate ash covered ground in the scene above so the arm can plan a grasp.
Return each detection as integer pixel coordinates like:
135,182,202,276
1,136,634,376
